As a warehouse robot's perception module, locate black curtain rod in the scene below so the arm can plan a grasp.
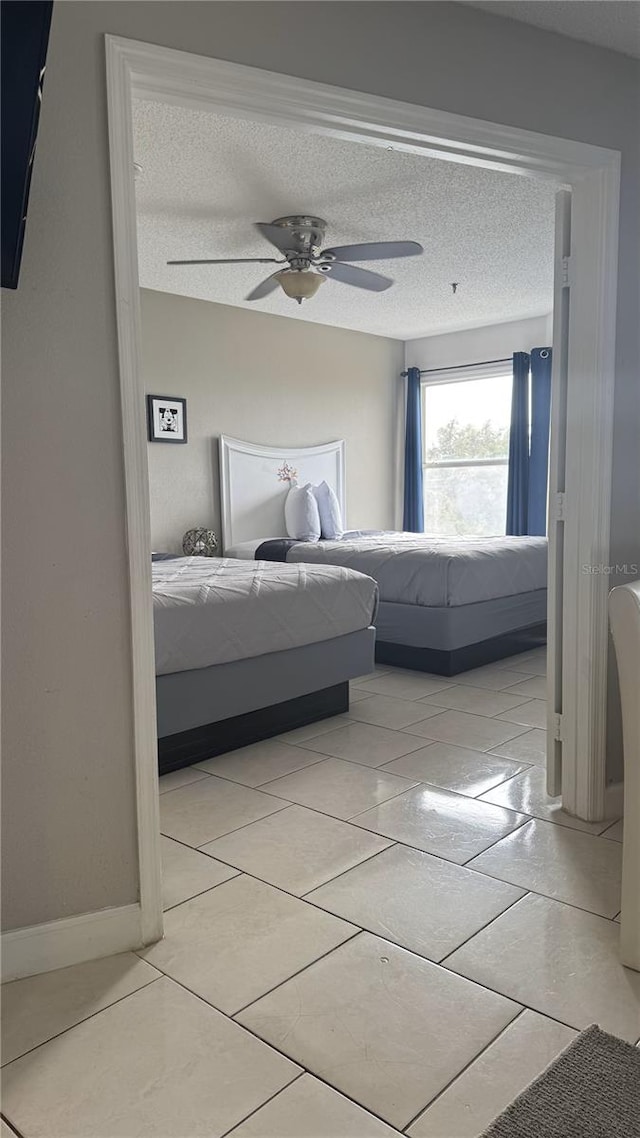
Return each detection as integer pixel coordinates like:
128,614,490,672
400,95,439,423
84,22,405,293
401,356,513,377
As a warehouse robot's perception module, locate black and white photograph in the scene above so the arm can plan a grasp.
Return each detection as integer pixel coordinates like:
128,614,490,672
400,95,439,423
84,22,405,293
146,394,187,443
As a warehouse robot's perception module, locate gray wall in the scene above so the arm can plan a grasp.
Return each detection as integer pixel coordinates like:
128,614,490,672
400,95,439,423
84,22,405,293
406,315,553,371
142,290,403,553
3,2,638,932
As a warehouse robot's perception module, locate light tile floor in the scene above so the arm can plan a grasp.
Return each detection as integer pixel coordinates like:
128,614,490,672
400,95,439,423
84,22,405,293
3,647,636,1138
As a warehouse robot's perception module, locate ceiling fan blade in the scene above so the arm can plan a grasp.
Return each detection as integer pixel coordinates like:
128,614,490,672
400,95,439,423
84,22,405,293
245,272,282,301
321,240,423,262
167,257,281,265
255,222,305,254
322,262,393,292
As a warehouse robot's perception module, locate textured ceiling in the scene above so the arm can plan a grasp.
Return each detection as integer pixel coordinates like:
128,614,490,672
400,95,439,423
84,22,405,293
133,99,555,341
467,1,640,60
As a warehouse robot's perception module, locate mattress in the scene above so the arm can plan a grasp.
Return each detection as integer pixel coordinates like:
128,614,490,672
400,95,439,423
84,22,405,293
227,532,547,607
152,556,378,675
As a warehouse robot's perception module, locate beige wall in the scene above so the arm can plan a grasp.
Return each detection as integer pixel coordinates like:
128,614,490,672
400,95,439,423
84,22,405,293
3,2,638,933
406,315,554,372
142,290,403,552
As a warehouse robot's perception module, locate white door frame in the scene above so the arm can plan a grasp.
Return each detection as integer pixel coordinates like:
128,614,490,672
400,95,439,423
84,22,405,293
105,35,620,943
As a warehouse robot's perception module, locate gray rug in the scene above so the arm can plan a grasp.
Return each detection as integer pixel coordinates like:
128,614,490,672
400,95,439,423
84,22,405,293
481,1024,640,1137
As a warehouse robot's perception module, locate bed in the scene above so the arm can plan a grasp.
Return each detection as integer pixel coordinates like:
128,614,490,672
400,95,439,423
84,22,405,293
219,434,547,676
153,556,377,773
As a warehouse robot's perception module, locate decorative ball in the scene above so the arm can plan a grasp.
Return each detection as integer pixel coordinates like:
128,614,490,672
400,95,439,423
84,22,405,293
182,528,218,557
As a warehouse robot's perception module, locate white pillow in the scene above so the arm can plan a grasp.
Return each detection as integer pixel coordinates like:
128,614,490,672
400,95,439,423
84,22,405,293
284,482,321,542
313,480,344,539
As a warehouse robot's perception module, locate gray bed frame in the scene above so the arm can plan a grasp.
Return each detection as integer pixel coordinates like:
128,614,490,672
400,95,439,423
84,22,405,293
157,626,375,774
374,589,547,675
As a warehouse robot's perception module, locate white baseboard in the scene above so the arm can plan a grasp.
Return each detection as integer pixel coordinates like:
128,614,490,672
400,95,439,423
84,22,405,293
604,781,624,819
1,903,143,983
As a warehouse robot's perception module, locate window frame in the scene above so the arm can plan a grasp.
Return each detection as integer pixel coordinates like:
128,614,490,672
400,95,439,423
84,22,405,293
420,360,513,535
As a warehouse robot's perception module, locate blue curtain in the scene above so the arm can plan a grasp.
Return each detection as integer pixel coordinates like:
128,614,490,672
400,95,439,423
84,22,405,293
506,348,552,535
506,352,531,535
527,348,552,535
403,366,424,532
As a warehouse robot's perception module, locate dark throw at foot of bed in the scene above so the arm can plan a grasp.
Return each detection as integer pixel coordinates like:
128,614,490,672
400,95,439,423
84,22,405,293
158,682,349,775
375,622,547,676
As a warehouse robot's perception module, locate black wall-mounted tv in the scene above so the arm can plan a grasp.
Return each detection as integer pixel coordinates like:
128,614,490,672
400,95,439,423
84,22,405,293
1,1,54,289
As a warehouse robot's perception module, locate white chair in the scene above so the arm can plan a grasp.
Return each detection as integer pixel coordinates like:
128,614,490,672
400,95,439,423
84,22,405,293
609,581,640,971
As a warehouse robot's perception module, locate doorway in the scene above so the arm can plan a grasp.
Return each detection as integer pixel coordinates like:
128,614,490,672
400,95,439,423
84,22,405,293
105,35,620,945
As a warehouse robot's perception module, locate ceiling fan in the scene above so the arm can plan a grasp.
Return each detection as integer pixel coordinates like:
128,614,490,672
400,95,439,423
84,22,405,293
167,215,423,305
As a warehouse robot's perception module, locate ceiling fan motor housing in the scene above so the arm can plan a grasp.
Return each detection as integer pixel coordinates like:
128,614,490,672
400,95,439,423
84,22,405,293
271,215,327,260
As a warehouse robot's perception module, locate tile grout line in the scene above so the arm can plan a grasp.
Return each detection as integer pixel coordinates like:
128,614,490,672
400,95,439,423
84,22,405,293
163,868,589,1042
188,776,426,833
436,891,533,966
163,756,425,822
195,750,333,789
161,872,242,913
163,796,620,927
167,746,618,840
401,1006,530,1134
156,828,398,915
1,1114,26,1138
396,720,532,747
458,818,533,867
221,937,584,1135
230,929,365,1018
434,960,586,1039
305,852,623,936
124,944,422,1136
448,846,623,923
155,897,585,1085
159,839,621,976
433,894,620,1035
232,986,422,1135
162,766,584,854
137,930,365,1024
416,692,535,718
9,884,600,1110
473,775,618,837
300,844,404,901
275,735,435,770
376,760,538,802
161,807,293,854
218,1071,307,1138
257,752,428,787
0,975,164,1071
185,802,293,846
165,751,613,842
182,794,621,924
158,769,212,794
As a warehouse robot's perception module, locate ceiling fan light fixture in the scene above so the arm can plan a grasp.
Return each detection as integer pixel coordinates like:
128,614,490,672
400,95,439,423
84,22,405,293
274,268,325,304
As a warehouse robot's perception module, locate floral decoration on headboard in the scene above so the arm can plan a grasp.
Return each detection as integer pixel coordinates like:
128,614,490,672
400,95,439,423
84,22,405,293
277,461,298,483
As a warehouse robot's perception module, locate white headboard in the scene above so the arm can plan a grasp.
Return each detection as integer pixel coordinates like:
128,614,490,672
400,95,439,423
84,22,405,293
218,435,346,553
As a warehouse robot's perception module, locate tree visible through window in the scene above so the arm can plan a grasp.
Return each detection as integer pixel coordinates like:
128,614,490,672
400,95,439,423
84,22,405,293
422,372,512,536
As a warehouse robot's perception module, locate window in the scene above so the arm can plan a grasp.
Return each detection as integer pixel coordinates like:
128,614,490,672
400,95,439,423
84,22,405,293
422,368,512,536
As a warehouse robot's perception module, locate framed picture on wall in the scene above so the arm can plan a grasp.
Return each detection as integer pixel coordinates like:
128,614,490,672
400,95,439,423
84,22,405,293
146,394,187,443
